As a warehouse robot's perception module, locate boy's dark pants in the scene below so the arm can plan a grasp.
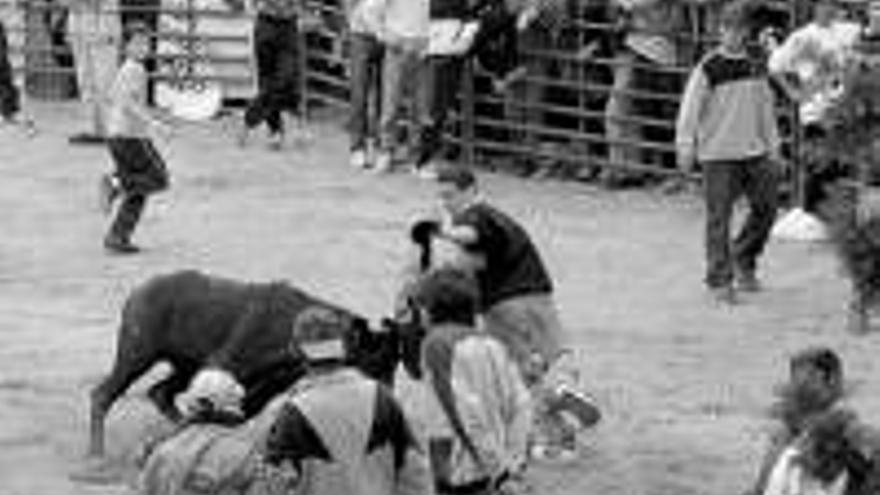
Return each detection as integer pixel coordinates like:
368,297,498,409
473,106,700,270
415,56,464,167
0,20,20,119
244,13,300,135
703,156,779,288
107,137,169,243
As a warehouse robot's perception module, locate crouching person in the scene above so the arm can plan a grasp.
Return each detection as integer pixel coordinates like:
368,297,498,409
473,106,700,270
135,370,262,495
411,268,533,494
260,305,435,495
745,347,880,495
135,305,433,495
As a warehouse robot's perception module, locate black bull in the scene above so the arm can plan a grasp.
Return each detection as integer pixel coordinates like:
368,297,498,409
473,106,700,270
88,270,424,457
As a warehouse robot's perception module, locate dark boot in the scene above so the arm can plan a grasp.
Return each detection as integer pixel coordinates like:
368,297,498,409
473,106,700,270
104,193,146,254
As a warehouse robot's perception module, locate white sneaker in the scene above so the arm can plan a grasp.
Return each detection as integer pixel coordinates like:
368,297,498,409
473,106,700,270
267,132,284,151
288,115,313,145
530,444,578,463
553,384,601,429
372,151,392,173
350,149,370,169
413,164,439,180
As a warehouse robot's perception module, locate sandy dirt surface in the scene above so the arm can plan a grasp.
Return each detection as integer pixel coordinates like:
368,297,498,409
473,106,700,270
2,102,880,495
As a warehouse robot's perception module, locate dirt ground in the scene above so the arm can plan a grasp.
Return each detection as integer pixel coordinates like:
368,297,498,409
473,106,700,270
2,102,880,495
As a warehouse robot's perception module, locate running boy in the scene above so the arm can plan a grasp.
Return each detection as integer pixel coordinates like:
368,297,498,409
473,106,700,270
100,23,171,254
676,0,781,304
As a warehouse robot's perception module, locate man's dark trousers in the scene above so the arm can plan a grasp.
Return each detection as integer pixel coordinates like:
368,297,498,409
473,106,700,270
703,156,779,288
244,13,300,135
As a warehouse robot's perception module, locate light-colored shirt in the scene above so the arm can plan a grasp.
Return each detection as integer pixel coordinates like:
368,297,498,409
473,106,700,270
106,58,149,137
263,368,435,495
617,0,680,66
768,20,861,123
762,445,848,495
676,48,780,163
347,0,428,52
418,324,531,487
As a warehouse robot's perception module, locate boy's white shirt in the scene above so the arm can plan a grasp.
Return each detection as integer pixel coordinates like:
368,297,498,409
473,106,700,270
768,20,861,123
350,0,429,52
763,445,849,495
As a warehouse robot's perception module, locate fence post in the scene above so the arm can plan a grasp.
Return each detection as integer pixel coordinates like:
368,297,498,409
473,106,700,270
297,21,309,120
462,58,476,167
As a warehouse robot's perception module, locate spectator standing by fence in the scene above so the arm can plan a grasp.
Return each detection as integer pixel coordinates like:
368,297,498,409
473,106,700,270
676,0,781,305
603,0,685,187
346,0,428,173
62,0,120,144
237,0,306,150
768,0,860,213
412,0,541,178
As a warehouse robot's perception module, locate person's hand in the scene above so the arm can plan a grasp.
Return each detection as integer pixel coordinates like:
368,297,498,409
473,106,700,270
677,150,696,174
575,41,599,61
298,9,323,33
516,4,539,31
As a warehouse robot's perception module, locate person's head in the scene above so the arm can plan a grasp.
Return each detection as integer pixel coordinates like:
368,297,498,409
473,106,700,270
435,165,478,216
124,22,151,61
772,347,846,433
290,306,350,372
411,267,479,327
790,346,844,401
812,0,841,25
718,0,752,52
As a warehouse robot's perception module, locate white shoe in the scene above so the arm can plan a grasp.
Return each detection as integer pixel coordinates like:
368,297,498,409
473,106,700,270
530,444,578,463
372,151,392,173
288,115,313,144
267,132,284,151
553,384,601,429
350,149,370,169
413,164,439,180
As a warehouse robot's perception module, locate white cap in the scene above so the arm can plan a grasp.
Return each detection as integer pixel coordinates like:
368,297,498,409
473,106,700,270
175,368,245,419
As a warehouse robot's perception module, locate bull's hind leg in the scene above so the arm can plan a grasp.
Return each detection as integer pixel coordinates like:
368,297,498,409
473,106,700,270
89,326,158,458
146,361,197,422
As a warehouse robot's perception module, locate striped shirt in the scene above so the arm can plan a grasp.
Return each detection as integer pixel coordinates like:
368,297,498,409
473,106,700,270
254,0,302,19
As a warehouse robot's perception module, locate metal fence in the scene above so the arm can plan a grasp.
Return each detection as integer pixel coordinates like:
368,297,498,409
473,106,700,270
3,0,807,188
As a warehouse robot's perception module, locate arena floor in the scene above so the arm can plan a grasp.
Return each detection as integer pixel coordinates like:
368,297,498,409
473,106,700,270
1,102,879,495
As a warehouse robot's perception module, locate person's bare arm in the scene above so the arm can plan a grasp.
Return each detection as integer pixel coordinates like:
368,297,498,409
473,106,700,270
439,223,478,246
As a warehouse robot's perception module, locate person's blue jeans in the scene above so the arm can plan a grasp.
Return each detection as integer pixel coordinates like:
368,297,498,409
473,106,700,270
347,33,383,151
703,157,779,288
